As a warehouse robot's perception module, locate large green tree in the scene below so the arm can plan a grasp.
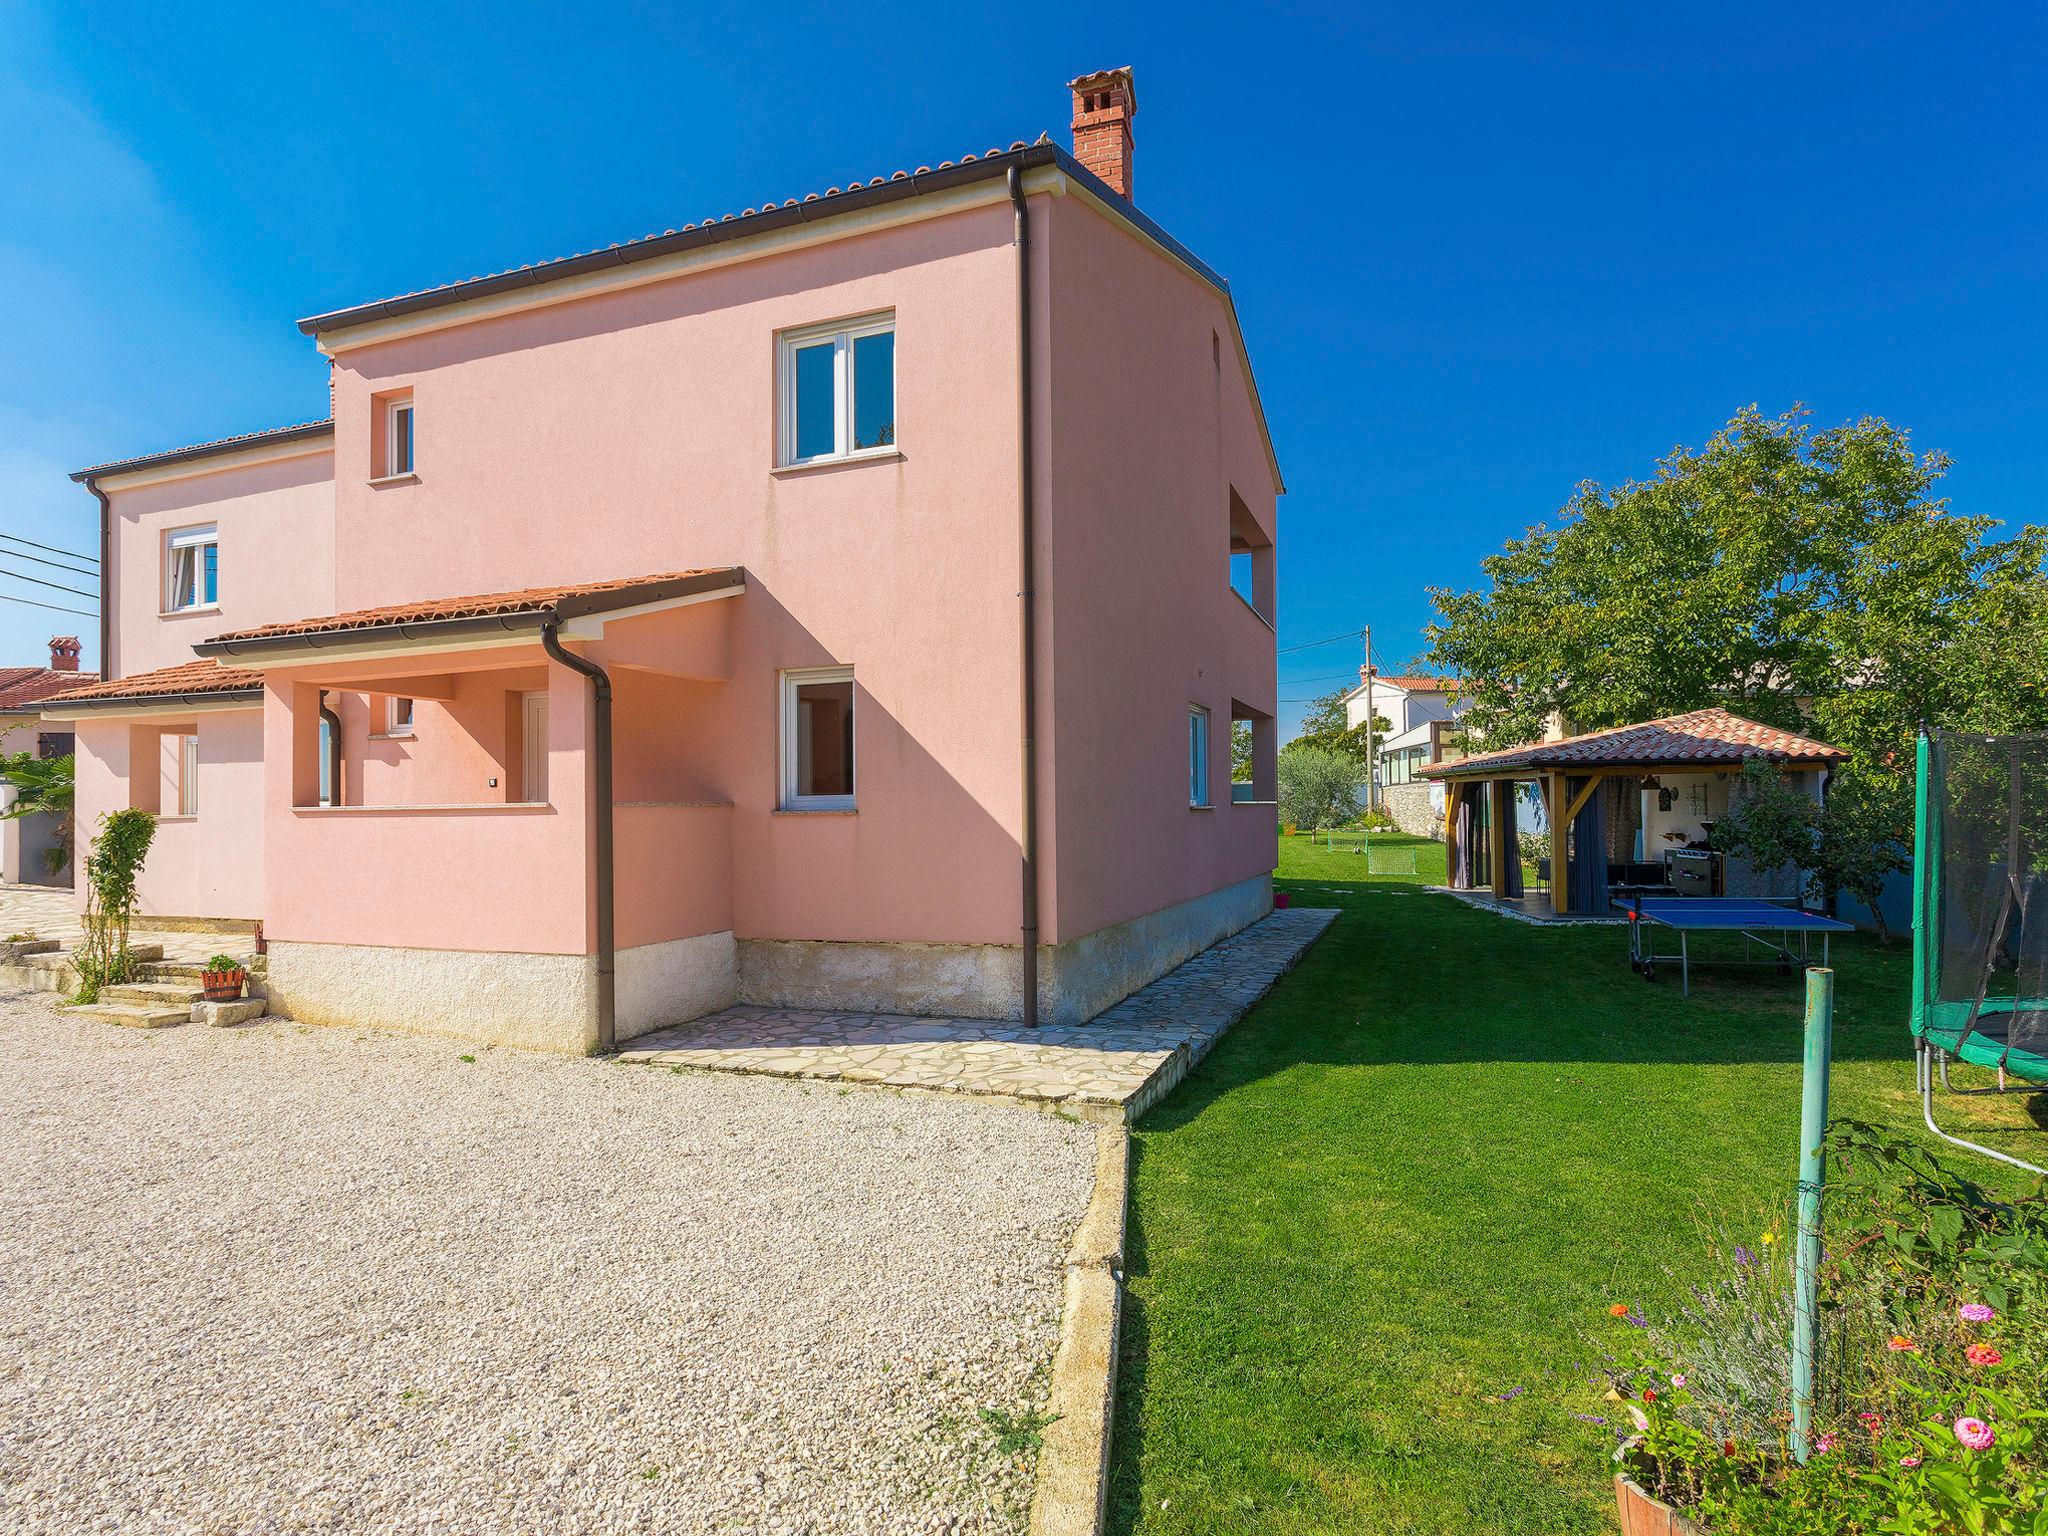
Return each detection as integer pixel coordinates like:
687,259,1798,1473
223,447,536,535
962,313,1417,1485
1296,689,1391,765
1425,405,2048,912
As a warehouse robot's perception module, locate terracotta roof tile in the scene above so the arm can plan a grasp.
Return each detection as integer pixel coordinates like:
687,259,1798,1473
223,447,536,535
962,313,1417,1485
0,667,103,711
1420,707,1847,777
41,659,260,708
204,568,741,648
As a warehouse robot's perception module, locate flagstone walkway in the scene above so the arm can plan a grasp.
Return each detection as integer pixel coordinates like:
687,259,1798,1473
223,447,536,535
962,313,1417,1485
620,905,1339,1121
0,885,248,966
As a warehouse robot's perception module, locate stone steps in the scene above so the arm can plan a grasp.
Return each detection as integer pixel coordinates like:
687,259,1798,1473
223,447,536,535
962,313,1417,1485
58,1000,190,1029
105,981,206,1007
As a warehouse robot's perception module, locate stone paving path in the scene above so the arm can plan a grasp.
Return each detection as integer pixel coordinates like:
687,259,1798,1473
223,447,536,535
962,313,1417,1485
621,906,1340,1121
0,885,245,965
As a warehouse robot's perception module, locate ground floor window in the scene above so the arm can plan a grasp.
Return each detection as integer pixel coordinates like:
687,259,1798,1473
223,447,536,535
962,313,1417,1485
1189,705,1211,806
781,666,855,810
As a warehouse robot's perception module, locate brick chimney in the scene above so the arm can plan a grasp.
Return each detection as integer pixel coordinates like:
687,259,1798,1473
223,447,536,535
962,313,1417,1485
1069,67,1137,200
48,636,81,672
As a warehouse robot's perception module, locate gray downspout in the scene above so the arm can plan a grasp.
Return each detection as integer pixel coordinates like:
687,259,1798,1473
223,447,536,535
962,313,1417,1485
1008,165,1040,1029
317,693,343,806
540,621,614,1052
84,479,111,681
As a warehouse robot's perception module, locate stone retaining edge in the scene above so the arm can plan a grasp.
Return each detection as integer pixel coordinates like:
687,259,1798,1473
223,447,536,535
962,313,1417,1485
1029,1122,1129,1536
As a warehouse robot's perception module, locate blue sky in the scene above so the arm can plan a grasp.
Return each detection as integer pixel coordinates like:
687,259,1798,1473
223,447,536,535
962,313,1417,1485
4,2,2041,738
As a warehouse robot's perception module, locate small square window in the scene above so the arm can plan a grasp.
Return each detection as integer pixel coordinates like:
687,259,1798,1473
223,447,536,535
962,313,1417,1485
385,396,416,477
164,524,218,612
388,696,414,736
780,666,854,809
1189,705,1211,807
777,316,895,466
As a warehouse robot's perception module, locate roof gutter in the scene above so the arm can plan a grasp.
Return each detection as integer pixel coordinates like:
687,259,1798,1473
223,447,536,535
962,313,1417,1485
41,687,265,714
539,622,615,1054
1009,165,1040,1030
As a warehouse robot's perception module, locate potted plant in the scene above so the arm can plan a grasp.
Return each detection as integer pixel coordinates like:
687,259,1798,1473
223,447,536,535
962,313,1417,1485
201,954,247,1002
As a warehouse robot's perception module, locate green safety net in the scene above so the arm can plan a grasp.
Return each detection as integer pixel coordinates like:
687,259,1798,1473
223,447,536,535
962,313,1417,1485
1916,731,2048,1079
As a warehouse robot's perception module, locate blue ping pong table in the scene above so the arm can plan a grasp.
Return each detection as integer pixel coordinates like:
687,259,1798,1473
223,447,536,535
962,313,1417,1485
1611,896,1855,996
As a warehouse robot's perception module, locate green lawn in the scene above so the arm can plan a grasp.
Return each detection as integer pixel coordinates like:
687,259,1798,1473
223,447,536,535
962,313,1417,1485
1108,832,2042,1535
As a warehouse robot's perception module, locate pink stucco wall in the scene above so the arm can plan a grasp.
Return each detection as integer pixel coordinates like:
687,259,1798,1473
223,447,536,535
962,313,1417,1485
72,708,265,920
322,203,1031,949
104,450,335,680
1043,193,1280,939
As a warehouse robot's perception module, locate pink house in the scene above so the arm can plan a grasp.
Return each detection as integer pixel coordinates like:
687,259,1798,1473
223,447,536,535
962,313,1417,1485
44,69,1284,1052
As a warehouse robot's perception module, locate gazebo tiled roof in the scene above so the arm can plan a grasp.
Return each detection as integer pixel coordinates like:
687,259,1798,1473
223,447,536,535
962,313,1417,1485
1419,707,1847,778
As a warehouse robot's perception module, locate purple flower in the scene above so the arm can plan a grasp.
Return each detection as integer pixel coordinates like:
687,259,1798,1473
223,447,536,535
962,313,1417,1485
1497,1386,1524,1401
1572,1413,1608,1425
1733,1245,1757,1268
1959,1302,1996,1323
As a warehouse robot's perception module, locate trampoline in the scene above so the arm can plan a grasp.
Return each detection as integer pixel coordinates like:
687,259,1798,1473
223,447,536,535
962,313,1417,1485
1913,729,2048,1175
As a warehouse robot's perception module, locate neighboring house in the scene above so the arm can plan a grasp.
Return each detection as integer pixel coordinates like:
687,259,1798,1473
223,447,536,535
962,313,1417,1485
1420,708,1847,917
1,638,94,885
1339,669,1469,835
43,68,1284,1051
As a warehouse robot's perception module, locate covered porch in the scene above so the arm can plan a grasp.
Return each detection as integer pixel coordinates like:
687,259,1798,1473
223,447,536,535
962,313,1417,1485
193,568,747,1053
1422,708,1849,921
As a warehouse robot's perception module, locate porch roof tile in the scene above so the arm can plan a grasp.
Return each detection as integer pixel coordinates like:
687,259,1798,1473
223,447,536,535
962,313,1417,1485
40,659,264,709
199,568,743,654
1419,707,1847,778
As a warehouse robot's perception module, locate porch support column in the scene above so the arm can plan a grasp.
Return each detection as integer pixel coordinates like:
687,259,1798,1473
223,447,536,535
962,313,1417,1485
1443,781,1460,886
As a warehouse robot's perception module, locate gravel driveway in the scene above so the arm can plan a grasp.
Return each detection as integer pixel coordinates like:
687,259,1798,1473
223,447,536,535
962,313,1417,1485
0,986,1097,1535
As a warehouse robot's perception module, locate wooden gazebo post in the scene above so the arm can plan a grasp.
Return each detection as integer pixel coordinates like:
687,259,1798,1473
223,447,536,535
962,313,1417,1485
1549,770,1569,915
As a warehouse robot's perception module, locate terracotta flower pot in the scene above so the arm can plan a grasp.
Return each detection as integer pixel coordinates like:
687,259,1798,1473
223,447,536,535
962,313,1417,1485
1615,1474,1709,1536
202,968,246,1003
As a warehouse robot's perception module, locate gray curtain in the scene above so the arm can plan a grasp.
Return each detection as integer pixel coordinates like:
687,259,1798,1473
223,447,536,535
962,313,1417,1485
1568,777,1609,913
1501,787,1524,898
1453,792,1473,888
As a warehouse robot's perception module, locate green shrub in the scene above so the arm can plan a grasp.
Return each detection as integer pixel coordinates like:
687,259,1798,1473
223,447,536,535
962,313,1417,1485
74,808,156,1003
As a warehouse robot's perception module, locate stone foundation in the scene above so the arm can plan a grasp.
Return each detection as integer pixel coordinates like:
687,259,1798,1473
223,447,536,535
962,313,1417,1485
260,874,1276,1050
738,872,1273,1026
264,931,739,1054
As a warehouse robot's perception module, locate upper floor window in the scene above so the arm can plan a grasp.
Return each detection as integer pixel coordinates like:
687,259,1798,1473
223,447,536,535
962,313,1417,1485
388,696,415,737
777,315,895,466
1189,705,1211,807
164,524,218,612
384,395,416,477
780,666,854,810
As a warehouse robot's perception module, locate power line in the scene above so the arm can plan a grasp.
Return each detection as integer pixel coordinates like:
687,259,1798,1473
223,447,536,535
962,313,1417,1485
0,544,98,579
0,565,98,601
0,591,95,617
1277,627,1364,655
0,532,97,567
1277,671,1361,688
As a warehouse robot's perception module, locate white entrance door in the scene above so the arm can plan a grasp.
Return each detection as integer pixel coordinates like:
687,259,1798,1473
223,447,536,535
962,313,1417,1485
522,692,550,803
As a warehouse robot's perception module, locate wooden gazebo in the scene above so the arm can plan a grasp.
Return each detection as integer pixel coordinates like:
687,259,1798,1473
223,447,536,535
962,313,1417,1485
1418,708,1848,916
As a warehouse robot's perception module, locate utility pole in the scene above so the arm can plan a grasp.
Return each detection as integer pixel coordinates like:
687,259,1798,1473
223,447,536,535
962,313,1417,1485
1362,624,1375,814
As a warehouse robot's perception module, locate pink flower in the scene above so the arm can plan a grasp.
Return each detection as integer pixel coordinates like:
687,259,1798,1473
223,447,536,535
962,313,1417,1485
1954,1417,1996,1451
1899,1455,1921,1468
1967,1344,2004,1368
1670,1374,1686,1389
1858,1412,1883,1428
1815,1432,1837,1453
1959,1302,1997,1323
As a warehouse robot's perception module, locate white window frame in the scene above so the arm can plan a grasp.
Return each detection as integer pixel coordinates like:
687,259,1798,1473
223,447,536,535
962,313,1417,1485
1189,705,1211,807
779,665,856,811
776,313,896,467
163,524,218,612
387,696,415,737
177,733,200,817
385,395,416,477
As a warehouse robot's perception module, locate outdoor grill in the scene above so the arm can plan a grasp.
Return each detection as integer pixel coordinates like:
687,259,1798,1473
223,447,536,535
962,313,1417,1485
1667,848,1725,898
